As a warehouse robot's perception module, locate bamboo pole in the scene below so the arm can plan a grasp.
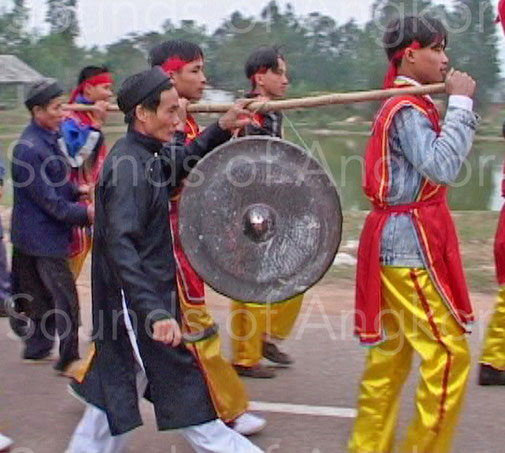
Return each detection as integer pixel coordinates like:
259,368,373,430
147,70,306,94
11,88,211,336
62,83,446,114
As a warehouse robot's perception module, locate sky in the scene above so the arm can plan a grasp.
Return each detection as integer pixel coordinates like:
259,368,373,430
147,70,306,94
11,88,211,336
17,0,497,47
23,0,376,46
11,0,505,70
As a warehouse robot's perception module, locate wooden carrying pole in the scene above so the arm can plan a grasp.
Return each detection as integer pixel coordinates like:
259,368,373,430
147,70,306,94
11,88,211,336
63,83,446,114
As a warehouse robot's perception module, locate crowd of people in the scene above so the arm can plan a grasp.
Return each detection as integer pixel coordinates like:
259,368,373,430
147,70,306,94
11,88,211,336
1,11,505,453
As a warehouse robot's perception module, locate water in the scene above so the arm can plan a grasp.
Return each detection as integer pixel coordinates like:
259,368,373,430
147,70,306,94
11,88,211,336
285,132,505,212
194,89,505,211
103,127,505,212
201,88,235,104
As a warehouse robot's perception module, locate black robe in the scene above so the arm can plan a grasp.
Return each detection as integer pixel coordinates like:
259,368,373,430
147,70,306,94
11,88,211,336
72,124,231,435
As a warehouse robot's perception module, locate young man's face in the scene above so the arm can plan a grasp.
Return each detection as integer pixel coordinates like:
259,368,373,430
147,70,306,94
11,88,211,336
170,58,207,102
256,58,289,99
33,96,65,131
84,82,114,102
413,40,449,84
139,87,180,143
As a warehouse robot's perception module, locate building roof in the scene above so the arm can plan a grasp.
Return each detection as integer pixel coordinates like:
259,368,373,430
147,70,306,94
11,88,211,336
0,55,43,84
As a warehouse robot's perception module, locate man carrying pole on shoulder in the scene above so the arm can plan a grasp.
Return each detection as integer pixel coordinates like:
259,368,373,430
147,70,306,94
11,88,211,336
477,0,505,387
149,39,267,435
230,46,304,379
61,66,114,278
349,15,478,453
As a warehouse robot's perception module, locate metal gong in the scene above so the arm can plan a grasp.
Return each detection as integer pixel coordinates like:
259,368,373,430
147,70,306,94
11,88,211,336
178,136,342,303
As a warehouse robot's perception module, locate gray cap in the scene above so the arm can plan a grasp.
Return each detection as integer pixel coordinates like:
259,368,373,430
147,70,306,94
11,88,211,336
25,79,64,111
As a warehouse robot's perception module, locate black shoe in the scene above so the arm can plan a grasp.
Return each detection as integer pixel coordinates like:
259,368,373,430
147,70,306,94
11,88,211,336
478,364,505,386
0,297,13,318
263,341,294,366
22,350,52,363
5,299,32,338
53,357,80,375
0,300,7,318
234,364,276,379
9,315,31,338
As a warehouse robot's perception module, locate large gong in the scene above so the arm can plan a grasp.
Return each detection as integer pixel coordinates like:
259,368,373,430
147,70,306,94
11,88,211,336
178,136,342,303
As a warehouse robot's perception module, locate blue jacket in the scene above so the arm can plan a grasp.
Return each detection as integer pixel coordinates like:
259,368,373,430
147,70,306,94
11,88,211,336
11,120,89,257
60,95,104,166
380,78,479,267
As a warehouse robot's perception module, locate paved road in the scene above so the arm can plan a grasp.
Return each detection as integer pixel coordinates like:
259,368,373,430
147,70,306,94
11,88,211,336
1,269,504,453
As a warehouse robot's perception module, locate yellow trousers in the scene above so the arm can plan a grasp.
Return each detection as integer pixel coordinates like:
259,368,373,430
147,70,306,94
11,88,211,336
349,267,471,453
231,295,303,367
69,233,92,280
186,335,248,423
480,286,505,370
178,281,248,423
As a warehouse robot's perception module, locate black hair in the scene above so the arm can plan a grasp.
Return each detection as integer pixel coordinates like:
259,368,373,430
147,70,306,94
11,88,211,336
383,16,448,62
121,74,174,125
245,46,285,89
148,40,204,67
77,65,110,84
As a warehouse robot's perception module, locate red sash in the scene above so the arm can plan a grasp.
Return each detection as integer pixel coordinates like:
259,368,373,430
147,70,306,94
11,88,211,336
185,114,199,142
169,115,205,303
355,89,474,344
67,109,108,259
252,113,266,128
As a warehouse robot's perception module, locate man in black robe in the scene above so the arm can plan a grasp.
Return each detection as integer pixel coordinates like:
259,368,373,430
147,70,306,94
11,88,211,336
66,67,263,453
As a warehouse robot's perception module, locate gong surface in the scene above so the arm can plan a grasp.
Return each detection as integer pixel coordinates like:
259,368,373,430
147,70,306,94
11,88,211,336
178,136,342,303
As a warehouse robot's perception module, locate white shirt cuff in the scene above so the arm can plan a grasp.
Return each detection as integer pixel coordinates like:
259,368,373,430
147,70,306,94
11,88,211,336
448,95,473,112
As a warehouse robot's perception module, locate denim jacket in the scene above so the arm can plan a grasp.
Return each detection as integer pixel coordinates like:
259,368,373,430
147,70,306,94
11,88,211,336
380,78,479,267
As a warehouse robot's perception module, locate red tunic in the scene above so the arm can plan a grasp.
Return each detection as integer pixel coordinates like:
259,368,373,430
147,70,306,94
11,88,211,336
169,115,205,304
355,91,474,345
494,159,505,285
66,110,107,259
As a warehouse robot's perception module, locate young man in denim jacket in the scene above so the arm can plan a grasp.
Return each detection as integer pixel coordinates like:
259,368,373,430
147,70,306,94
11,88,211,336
349,15,478,453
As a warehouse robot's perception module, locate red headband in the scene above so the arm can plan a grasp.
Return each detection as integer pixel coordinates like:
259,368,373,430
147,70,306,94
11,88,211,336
161,57,192,74
86,73,113,86
69,72,114,103
383,40,421,89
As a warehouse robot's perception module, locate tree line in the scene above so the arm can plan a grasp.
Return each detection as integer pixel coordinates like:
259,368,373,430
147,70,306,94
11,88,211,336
0,0,501,112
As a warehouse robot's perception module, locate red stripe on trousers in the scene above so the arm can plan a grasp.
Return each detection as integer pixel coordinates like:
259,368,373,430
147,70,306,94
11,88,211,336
410,269,452,434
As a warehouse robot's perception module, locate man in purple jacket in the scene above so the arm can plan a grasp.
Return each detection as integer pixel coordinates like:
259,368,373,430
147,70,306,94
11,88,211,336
10,79,94,373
